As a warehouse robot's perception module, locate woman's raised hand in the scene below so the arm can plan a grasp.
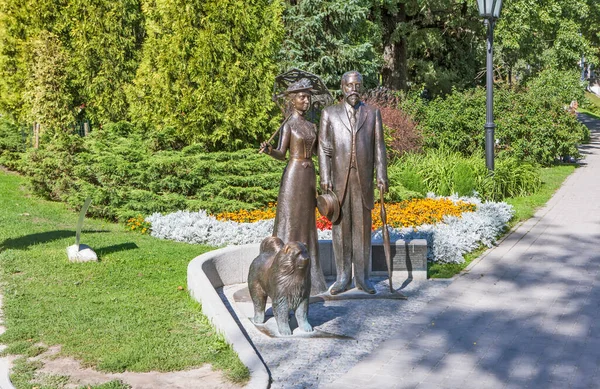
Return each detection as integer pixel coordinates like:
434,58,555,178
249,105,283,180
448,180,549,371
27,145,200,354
259,142,272,154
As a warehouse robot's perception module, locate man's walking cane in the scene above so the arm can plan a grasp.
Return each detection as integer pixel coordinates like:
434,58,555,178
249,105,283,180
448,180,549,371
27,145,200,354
379,187,407,298
379,187,394,293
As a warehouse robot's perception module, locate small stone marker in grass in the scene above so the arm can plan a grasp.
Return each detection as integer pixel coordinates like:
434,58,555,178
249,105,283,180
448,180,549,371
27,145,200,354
66,197,97,262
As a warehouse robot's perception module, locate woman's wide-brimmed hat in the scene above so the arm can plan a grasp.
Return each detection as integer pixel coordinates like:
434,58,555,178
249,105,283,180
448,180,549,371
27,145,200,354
284,78,313,95
317,190,340,224
272,68,333,124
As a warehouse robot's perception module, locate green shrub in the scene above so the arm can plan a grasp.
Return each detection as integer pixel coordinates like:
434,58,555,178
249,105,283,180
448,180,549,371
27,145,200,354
24,122,284,220
389,166,427,196
390,150,542,201
403,70,590,166
405,88,485,157
386,163,425,202
0,118,25,153
487,158,542,200
525,68,585,109
24,133,85,200
0,117,27,169
452,161,477,197
385,184,424,203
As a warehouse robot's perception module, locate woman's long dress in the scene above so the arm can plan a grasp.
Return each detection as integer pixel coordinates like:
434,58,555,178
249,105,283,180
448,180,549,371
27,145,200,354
272,112,327,294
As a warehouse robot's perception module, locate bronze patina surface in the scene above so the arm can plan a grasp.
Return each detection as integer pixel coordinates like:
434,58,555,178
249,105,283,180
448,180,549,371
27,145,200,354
318,71,389,295
260,77,328,294
248,237,313,336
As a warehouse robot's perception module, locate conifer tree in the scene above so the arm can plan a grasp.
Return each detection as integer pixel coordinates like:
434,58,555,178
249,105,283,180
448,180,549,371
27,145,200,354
279,0,381,93
0,0,144,125
65,0,145,124
24,31,74,133
129,0,284,151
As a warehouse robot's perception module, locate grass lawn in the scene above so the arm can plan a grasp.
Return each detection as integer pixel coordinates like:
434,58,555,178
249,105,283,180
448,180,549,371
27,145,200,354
579,91,600,119
0,170,249,387
579,109,600,120
428,164,576,278
585,91,600,108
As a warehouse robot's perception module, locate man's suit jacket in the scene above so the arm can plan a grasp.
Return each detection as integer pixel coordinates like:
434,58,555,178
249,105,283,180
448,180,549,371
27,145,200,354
318,101,387,210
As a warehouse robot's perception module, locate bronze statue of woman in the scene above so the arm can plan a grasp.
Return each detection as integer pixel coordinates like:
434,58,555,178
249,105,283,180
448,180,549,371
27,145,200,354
260,78,327,294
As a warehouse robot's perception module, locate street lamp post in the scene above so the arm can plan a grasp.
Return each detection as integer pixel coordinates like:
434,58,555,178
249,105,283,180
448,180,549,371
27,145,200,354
477,0,503,172
580,33,586,82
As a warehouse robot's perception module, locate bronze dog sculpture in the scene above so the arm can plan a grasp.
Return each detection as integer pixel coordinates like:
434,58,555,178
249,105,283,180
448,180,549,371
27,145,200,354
248,236,313,336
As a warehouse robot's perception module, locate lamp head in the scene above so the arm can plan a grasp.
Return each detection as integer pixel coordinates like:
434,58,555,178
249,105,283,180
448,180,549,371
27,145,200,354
477,0,502,19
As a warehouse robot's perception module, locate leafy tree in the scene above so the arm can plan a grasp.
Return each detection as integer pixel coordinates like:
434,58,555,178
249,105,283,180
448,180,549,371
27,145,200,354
279,0,487,95
373,0,483,94
403,69,589,166
495,0,599,82
129,0,284,151
279,0,381,92
582,0,600,64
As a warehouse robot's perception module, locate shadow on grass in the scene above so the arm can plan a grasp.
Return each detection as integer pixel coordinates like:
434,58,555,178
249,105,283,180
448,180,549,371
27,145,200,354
95,242,139,256
0,229,109,252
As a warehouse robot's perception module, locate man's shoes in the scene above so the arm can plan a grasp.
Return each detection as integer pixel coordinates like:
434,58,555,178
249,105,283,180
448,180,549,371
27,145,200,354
355,278,376,294
329,280,350,295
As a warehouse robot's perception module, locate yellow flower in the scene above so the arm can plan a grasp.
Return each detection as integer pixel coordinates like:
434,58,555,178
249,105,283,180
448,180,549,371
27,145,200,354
214,198,475,230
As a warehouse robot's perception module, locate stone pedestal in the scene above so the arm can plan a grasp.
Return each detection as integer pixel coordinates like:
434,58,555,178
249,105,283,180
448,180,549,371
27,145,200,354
370,239,428,280
318,239,428,280
66,244,98,262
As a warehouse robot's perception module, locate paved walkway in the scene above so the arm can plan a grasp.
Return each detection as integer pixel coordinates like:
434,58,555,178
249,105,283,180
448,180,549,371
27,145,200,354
223,277,450,388
325,114,600,389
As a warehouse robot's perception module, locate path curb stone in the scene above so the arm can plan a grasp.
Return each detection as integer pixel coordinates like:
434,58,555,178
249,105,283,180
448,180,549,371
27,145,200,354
0,294,16,389
188,245,270,389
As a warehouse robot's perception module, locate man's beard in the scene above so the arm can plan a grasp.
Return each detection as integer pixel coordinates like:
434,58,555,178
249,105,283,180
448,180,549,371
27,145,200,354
345,93,360,107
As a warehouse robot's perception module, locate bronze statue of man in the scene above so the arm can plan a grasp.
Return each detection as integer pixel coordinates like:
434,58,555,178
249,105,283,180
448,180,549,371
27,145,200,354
318,71,388,295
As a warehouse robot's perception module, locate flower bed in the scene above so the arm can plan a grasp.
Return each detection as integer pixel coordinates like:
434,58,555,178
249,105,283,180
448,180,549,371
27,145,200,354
214,203,277,223
378,196,514,264
213,198,475,230
147,194,513,264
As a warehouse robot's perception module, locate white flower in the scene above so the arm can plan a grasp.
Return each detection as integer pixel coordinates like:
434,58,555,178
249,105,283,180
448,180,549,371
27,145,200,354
146,195,514,264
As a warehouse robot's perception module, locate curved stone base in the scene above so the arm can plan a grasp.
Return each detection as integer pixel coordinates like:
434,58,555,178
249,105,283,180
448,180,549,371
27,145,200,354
187,239,427,388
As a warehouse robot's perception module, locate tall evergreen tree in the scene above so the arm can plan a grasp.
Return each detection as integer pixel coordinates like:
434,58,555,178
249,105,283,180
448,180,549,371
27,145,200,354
0,0,67,122
24,31,74,133
129,0,284,151
65,0,145,124
0,0,144,125
279,0,381,93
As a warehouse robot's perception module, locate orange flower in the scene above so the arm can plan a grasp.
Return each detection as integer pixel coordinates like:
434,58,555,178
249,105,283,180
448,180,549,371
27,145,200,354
372,198,475,229
214,205,277,223
214,198,475,231
126,214,151,234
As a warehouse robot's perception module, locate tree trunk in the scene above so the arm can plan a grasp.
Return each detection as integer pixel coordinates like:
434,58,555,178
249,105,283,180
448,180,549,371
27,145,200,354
381,3,408,91
33,123,40,149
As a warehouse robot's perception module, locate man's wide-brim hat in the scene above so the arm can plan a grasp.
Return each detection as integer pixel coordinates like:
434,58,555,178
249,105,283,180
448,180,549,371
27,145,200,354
317,190,340,224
